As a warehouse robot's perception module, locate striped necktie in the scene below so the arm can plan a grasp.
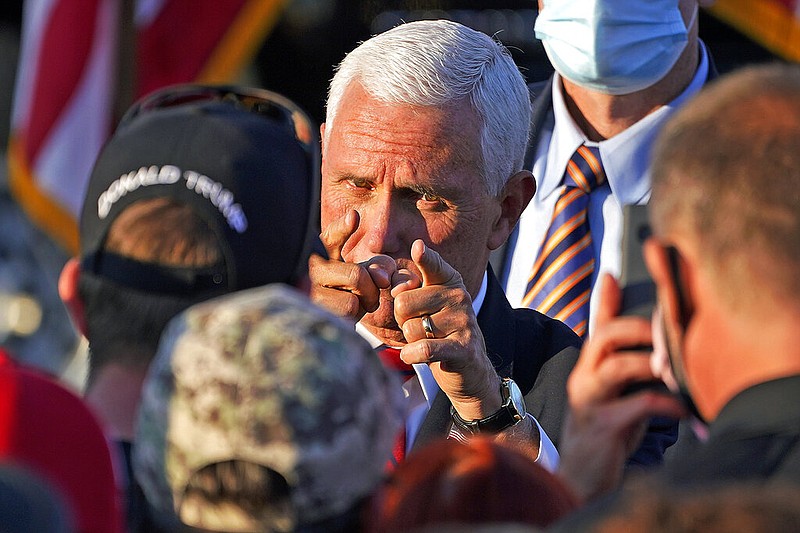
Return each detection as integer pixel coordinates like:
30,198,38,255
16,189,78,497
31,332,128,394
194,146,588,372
523,145,605,338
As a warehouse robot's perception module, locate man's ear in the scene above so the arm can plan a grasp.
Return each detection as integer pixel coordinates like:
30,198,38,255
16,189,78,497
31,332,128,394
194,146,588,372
643,239,694,330
488,170,536,250
59,258,88,337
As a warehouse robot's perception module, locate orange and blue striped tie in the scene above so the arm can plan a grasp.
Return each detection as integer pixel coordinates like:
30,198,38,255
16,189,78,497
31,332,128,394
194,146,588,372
523,145,605,338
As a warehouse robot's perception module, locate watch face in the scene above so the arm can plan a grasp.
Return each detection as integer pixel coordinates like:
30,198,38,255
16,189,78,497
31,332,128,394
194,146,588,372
507,379,526,420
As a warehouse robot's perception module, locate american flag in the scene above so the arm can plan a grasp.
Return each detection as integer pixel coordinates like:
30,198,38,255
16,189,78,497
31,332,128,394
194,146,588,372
7,0,288,253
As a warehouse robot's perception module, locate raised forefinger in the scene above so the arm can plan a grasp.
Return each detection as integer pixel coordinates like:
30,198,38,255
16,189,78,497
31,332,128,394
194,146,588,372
410,239,461,288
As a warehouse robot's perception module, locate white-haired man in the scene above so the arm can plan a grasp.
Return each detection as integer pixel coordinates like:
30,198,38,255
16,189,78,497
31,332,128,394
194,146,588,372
309,20,667,467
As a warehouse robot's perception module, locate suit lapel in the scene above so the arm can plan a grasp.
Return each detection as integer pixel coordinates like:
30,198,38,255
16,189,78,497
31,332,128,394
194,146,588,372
410,390,452,452
477,267,516,379
525,77,555,169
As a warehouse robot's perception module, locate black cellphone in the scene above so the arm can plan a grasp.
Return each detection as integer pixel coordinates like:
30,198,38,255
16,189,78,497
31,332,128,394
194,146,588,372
619,204,656,319
618,205,669,395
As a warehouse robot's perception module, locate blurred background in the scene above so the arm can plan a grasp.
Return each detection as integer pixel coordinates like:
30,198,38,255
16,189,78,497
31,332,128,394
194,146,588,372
0,0,789,389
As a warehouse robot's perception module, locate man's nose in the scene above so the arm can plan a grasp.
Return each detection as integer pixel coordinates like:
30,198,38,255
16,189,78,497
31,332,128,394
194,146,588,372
359,193,408,256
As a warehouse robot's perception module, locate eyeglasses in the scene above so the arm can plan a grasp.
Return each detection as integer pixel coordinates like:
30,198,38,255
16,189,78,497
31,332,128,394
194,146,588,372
118,83,324,282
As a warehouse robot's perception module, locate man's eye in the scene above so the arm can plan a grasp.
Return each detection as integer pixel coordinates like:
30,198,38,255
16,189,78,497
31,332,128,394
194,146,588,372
349,178,373,190
417,192,447,211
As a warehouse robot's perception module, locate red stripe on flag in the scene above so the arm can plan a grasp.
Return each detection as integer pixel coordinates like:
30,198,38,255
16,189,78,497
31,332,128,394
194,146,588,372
9,0,284,253
24,0,101,162
136,0,247,97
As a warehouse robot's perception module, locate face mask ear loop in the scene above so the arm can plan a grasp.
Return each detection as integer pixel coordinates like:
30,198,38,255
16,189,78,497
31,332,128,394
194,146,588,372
685,4,699,33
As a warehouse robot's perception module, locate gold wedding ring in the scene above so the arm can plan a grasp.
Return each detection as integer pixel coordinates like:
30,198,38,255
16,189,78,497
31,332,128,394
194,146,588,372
421,315,435,339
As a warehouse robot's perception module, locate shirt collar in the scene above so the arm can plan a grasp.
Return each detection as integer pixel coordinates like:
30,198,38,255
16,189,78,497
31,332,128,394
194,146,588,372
471,271,488,315
541,41,710,203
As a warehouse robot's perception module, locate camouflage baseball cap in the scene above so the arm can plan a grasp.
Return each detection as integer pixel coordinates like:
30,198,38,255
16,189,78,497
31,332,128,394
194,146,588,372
133,284,403,530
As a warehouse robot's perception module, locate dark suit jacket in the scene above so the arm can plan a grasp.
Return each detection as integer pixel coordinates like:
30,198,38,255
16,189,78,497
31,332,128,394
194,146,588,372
491,77,682,464
660,375,800,487
411,267,582,452
552,376,800,533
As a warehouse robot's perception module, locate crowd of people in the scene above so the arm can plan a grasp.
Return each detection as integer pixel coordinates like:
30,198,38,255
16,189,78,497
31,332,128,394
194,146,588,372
2,1,800,531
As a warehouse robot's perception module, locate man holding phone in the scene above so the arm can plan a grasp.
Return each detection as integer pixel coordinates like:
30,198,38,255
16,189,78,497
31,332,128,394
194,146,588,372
556,63,800,504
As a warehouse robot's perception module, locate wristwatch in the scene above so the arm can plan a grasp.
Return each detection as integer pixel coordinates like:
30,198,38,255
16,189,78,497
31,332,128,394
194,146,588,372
450,377,527,435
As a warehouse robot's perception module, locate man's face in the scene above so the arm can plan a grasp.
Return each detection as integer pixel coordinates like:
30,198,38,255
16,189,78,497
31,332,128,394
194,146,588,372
321,84,503,337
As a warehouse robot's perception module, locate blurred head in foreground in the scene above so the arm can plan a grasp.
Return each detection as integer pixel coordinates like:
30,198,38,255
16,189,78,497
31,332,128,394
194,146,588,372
364,437,578,532
134,284,403,532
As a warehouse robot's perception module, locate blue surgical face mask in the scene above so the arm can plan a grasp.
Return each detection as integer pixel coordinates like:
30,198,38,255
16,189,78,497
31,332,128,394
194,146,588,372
534,0,697,95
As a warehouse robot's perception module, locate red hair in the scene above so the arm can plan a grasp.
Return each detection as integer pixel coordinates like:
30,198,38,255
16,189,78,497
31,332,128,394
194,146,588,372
364,437,578,531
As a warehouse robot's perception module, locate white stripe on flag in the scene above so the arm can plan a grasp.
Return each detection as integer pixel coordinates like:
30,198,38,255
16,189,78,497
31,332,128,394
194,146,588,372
33,0,118,217
135,0,169,27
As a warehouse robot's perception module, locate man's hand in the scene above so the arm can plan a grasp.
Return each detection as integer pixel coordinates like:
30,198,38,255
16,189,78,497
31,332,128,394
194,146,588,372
309,210,397,321
393,240,540,459
393,240,502,419
558,274,685,503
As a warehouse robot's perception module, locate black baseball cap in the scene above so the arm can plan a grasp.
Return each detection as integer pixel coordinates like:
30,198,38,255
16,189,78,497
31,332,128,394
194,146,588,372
79,85,323,296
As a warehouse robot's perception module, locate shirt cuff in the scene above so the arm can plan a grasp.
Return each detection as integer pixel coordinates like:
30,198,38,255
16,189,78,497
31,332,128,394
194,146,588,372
532,414,559,472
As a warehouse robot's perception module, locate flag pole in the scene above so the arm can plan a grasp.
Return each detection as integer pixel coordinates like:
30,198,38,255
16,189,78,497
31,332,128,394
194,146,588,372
113,0,136,128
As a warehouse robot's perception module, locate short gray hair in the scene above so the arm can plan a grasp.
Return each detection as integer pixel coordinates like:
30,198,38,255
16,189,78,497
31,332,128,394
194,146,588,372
325,19,531,197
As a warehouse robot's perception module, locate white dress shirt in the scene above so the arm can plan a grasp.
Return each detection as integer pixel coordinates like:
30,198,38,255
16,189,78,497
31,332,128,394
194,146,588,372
358,271,560,472
504,43,710,335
